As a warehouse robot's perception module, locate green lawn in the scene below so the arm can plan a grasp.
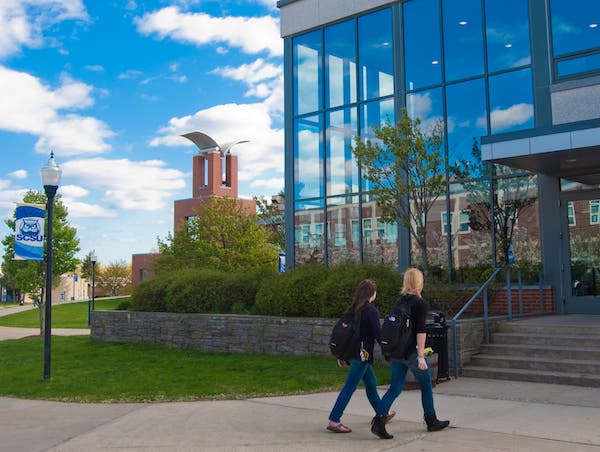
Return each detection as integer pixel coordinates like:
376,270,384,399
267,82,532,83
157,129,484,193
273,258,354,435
0,336,391,402
0,298,126,329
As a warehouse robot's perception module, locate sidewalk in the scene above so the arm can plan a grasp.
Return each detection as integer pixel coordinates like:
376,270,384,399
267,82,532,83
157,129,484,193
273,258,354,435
1,377,599,451
1,306,599,451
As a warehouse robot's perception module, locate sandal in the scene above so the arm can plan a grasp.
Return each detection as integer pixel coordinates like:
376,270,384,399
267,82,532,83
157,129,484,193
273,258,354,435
326,421,352,433
385,410,396,424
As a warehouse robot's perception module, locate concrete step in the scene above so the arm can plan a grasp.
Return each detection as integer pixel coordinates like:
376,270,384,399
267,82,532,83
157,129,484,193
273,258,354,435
461,365,600,387
478,343,600,361
499,321,600,337
492,332,600,348
470,354,600,374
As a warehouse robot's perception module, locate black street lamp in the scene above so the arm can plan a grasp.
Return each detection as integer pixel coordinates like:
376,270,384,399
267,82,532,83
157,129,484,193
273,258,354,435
41,151,62,380
91,251,97,317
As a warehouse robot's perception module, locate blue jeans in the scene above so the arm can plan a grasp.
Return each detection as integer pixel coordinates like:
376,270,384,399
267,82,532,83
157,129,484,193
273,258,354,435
329,360,380,422
376,352,436,418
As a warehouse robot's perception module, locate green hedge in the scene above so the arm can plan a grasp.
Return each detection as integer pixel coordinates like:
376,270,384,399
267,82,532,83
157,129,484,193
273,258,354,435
131,262,488,319
254,262,403,318
131,268,275,314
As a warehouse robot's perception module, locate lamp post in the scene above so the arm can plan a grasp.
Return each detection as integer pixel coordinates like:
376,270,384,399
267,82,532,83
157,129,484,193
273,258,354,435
41,151,62,380
88,251,97,326
91,250,97,312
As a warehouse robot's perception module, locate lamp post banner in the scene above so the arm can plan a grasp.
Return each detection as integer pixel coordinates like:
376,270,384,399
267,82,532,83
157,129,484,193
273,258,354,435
14,203,46,261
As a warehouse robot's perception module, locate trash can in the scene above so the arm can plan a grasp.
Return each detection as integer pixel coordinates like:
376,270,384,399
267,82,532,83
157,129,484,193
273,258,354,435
425,310,450,382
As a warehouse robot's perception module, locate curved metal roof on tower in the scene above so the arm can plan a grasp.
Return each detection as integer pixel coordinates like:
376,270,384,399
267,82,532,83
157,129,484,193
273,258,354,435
181,131,249,155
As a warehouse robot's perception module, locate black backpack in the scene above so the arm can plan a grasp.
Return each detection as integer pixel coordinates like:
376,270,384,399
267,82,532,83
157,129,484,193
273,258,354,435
329,309,362,360
380,298,413,359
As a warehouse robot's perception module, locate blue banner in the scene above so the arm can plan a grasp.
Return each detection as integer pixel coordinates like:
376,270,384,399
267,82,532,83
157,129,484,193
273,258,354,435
14,203,45,261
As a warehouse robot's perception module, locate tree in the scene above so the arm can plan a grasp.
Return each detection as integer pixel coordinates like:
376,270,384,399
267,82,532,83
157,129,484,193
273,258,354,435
79,251,95,281
96,260,131,296
1,190,79,329
254,191,285,251
351,109,445,273
454,139,537,267
155,196,280,274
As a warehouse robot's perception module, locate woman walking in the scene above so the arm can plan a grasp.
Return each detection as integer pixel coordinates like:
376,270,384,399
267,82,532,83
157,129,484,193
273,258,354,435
371,268,449,439
326,279,394,433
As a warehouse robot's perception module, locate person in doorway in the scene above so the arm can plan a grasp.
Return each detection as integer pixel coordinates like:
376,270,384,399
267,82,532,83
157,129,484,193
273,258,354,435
326,279,395,433
371,268,449,439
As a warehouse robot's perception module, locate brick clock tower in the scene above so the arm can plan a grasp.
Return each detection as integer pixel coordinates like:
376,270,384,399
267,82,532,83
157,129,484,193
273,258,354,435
132,132,256,286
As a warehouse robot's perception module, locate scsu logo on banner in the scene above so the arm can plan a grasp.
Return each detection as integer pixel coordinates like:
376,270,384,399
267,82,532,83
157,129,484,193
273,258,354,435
16,218,44,242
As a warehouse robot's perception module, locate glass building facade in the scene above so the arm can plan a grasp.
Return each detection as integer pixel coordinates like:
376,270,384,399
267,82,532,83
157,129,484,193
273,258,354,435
279,0,600,314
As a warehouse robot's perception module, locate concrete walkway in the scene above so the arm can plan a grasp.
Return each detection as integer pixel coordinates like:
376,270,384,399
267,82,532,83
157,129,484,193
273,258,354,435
1,307,599,451
1,377,599,451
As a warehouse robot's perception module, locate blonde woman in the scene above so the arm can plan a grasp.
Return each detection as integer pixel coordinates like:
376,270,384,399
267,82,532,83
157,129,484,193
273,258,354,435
371,268,449,439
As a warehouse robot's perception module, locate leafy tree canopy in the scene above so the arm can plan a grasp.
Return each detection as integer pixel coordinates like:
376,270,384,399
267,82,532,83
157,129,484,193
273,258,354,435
155,196,279,274
351,109,445,272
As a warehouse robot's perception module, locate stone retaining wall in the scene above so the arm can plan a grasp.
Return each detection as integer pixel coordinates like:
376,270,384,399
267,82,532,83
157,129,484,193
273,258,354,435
91,311,486,375
91,311,335,356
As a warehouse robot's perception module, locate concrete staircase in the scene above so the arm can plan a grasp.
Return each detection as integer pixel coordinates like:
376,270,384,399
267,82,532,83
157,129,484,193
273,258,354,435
461,316,600,387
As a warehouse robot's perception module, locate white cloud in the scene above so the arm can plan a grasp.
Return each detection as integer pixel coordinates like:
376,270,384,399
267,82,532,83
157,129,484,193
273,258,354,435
59,184,89,198
149,100,284,193
134,6,282,57
60,200,117,218
212,58,282,99
60,158,187,211
249,177,284,192
118,69,144,80
0,0,89,59
85,64,104,72
477,103,533,132
0,66,114,155
9,170,27,179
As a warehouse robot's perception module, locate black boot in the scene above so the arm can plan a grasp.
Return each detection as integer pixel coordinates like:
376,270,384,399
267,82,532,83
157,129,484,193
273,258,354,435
424,414,449,432
371,415,393,439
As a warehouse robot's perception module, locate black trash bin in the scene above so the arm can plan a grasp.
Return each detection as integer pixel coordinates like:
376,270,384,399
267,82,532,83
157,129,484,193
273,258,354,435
425,310,450,382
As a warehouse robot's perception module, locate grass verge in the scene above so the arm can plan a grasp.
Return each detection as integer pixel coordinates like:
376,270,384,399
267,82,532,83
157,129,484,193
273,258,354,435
0,336,391,403
0,298,126,329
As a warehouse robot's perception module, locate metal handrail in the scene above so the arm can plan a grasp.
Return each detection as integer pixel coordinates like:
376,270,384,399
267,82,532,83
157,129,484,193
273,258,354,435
451,268,501,379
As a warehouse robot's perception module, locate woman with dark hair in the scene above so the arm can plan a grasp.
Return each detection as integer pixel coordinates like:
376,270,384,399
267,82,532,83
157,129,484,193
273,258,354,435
326,279,395,433
371,268,449,439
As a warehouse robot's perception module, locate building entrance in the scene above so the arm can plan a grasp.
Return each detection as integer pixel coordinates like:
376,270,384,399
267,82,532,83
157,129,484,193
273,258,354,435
561,189,600,314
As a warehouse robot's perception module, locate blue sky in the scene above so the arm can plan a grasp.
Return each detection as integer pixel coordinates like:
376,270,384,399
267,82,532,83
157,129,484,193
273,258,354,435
0,0,283,267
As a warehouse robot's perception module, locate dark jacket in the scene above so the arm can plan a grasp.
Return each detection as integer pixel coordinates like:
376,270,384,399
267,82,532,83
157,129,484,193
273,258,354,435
397,293,428,358
353,303,381,364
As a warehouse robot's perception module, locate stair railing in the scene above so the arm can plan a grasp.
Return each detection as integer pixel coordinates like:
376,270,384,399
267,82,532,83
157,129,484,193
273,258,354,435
451,268,501,379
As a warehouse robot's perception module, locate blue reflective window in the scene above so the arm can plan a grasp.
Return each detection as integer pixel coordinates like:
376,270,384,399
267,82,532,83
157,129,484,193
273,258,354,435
485,0,531,73
443,0,484,82
294,202,325,263
294,30,322,115
361,98,395,138
406,87,443,129
325,19,356,108
446,78,487,174
551,0,600,56
360,99,394,192
557,52,600,77
404,0,442,90
326,107,358,196
294,115,323,199
488,69,534,134
358,8,394,101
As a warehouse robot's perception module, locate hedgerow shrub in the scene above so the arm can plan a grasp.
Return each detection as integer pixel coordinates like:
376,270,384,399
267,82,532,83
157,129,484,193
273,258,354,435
131,268,273,314
130,276,169,312
255,262,402,318
320,262,402,318
254,263,329,317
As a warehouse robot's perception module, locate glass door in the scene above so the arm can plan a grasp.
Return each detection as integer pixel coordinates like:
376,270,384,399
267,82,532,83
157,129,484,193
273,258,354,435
561,190,600,314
